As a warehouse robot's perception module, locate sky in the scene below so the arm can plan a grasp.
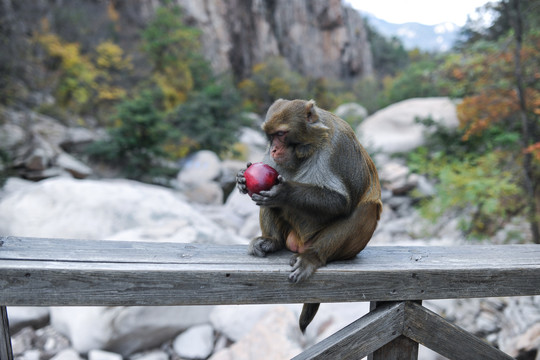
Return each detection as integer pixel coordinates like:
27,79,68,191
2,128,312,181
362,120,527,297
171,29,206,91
345,0,492,26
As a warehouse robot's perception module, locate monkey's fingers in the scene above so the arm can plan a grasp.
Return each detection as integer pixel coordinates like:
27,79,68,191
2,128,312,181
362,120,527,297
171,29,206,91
289,255,317,283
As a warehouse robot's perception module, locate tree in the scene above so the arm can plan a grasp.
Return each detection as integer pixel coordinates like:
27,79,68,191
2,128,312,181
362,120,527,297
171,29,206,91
448,0,540,243
168,79,246,157
87,90,173,181
141,5,210,110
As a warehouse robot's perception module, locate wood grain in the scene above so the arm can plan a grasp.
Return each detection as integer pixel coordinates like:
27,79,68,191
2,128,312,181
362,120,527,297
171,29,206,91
293,302,404,360
403,301,513,360
1,236,539,306
369,301,420,360
0,306,13,360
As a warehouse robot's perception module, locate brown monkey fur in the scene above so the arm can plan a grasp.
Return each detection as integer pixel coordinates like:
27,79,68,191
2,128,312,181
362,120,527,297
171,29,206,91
236,99,382,332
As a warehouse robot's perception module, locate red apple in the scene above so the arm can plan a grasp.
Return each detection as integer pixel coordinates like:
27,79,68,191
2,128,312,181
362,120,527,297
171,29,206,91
244,162,279,196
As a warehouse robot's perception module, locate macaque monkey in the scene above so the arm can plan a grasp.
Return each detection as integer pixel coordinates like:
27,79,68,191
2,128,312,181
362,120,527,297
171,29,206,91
237,99,382,332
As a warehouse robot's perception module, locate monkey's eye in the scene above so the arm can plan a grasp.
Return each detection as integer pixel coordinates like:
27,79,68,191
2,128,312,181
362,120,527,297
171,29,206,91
275,131,287,137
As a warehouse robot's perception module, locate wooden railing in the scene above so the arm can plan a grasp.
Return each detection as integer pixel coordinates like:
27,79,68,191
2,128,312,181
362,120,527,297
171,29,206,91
1,236,539,359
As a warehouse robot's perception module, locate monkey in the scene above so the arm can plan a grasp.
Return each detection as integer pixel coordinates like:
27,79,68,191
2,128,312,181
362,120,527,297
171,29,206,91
236,99,382,332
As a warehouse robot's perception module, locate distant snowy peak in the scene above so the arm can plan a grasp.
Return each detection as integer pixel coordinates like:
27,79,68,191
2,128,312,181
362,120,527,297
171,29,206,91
364,13,460,52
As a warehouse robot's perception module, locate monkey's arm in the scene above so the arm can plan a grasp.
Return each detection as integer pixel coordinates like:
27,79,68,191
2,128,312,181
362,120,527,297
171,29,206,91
252,176,351,217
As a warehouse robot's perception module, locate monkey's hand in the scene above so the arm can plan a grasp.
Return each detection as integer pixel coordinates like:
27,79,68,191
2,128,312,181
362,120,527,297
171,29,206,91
251,175,285,207
236,162,252,194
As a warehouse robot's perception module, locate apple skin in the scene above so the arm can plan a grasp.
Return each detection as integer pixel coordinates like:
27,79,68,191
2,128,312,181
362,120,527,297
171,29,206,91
244,162,279,196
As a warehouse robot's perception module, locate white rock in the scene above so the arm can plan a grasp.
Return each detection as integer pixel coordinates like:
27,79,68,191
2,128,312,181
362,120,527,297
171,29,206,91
55,152,92,178
209,306,303,360
173,324,215,359
50,306,212,356
224,188,259,219
358,97,459,154
178,150,221,185
210,305,277,342
0,177,239,245
88,349,122,360
238,211,261,239
7,307,50,331
238,127,267,164
182,181,224,205
50,349,83,360
130,350,169,360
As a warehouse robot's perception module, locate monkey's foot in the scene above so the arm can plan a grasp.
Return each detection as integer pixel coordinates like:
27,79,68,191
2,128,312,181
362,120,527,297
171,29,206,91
288,255,319,283
248,236,281,257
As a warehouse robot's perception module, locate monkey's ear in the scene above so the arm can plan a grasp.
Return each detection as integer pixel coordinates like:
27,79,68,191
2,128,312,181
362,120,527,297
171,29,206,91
305,99,319,123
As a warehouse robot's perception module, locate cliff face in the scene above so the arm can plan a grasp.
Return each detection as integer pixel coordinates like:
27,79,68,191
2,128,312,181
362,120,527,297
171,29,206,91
176,0,373,80
1,0,372,85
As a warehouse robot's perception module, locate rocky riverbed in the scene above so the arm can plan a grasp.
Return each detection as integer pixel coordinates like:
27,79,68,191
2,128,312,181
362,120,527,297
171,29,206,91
2,98,539,360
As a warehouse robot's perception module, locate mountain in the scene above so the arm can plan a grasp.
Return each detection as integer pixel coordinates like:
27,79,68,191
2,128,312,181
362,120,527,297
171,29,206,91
363,13,460,52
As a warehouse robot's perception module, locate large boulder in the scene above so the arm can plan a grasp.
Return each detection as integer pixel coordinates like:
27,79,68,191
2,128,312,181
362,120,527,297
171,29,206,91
357,97,459,154
334,102,368,126
209,306,303,360
50,307,211,356
0,177,243,244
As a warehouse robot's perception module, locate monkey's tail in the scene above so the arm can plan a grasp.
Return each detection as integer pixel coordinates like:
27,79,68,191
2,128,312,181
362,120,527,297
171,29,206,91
299,303,320,333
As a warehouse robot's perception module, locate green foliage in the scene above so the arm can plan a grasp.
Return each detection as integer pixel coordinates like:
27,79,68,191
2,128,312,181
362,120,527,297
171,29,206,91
380,55,449,107
238,57,309,113
168,79,246,157
33,23,133,118
414,152,523,237
141,5,210,110
87,90,174,181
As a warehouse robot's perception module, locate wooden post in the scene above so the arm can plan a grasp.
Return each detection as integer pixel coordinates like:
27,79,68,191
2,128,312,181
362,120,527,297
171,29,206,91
0,306,13,360
368,301,419,360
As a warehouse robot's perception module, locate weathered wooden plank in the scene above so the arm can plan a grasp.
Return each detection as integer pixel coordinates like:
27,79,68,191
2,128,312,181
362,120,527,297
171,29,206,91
403,301,513,360
1,237,540,306
0,306,13,360
293,302,404,360
369,301,419,360
2,236,540,269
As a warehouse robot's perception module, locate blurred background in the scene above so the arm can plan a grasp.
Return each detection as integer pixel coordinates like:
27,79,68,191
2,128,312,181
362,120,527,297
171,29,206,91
1,0,539,359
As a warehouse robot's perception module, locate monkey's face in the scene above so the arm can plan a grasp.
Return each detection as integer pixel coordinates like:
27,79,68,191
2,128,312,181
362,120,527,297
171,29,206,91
262,99,330,168
268,130,291,165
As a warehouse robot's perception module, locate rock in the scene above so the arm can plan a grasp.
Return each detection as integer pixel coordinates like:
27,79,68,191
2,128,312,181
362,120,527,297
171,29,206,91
210,305,278,342
88,349,122,360
11,327,35,356
238,127,267,164
7,307,50,333
0,177,241,245
182,181,224,205
224,188,259,219
0,122,26,150
238,211,261,240
24,146,51,171
358,97,459,154
50,306,212,356
130,350,169,360
209,306,303,360
178,150,221,186
173,324,215,359
61,127,100,152
50,349,83,360
379,162,421,195
55,153,92,178
498,296,540,357
219,159,246,198
334,102,368,125
178,0,373,81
